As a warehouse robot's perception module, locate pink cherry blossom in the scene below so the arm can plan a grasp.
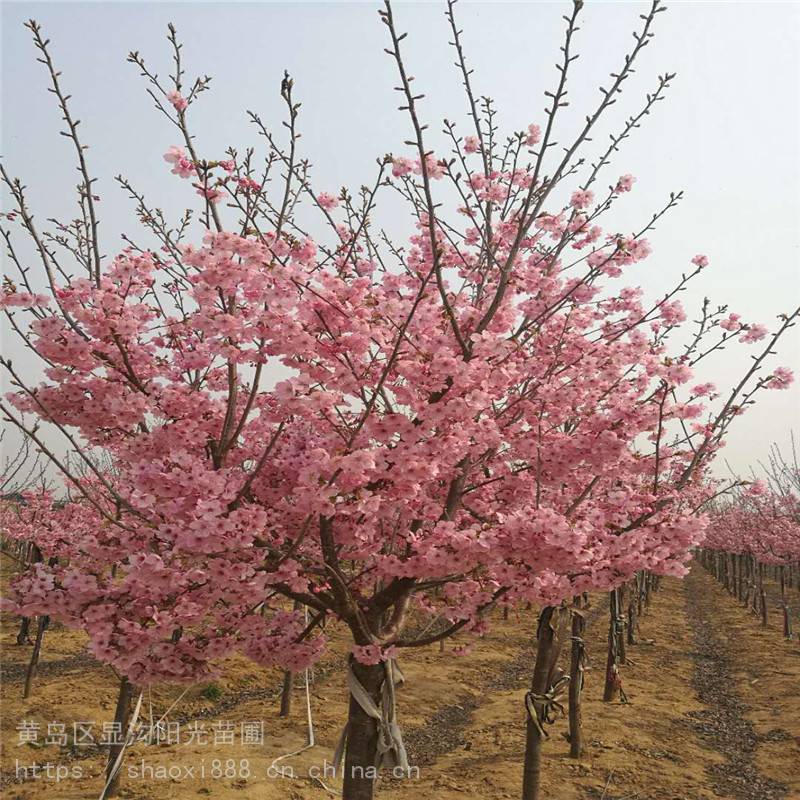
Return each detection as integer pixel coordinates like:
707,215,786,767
318,192,339,210
615,174,635,193
570,189,594,209
196,185,224,204
163,145,195,178
767,366,794,389
391,157,414,177
525,123,542,146
166,90,188,112
719,313,742,332
464,135,480,154
740,323,768,343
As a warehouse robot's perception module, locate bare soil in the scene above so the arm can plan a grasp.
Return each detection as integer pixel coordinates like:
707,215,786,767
1,557,798,800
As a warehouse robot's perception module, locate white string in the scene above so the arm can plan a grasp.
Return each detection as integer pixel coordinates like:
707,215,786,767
97,677,193,799
268,667,316,768
97,690,143,800
268,607,341,796
150,686,190,732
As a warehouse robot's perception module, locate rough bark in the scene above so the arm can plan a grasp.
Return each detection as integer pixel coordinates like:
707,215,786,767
521,606,567,800
23,615,49,699
341,659,384,800
279,600,304,717
780,566,792,639
603,589,622,702
279,668,294,718
16,616,32,645
616,584,627,665
627,582,637,646
102,676,135,799
568,603,586,759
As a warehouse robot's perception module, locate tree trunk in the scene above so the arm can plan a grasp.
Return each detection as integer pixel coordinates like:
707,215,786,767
341,659,384,800
780,566,792,639
521,606,566,800
616,584,627,665
636,572,644,617
279,668,294,717
603,589,621,702
568,604,585,759
743,555,750,602
23,615,49,699
627,582,637,646
16,616,32,645
279,600,304,717
16,544,40,647
736,554,744,601
102,676,135,799
743,556,752,608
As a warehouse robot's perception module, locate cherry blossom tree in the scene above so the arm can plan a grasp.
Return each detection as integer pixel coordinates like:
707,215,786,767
0,436,47,645
1,490,93,696
704,469,800,637
1,3,797,800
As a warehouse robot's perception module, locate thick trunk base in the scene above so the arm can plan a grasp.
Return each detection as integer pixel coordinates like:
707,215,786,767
279,670,294,717
521,606,568,800
16,616,32,646
568,606,585,759
341,660,384,800
102,677,135,799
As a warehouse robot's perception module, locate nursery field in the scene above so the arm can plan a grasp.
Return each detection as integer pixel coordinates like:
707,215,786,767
3,1,800,800
2,558,798,800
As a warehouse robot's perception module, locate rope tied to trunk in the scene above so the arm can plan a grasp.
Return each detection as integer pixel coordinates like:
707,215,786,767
570,634,592,690
524,674,570,738
332,657,408,775
606,660,630,705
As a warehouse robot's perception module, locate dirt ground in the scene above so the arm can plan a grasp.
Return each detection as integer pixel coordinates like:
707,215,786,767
1,559,798,800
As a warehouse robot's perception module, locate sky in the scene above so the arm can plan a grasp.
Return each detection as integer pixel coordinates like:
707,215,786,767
1,0,799,479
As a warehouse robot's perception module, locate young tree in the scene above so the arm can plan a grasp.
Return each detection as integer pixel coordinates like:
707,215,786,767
0,436,47,645
705,478,799,636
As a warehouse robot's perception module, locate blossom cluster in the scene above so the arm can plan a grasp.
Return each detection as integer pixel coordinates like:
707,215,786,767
2,15,796,679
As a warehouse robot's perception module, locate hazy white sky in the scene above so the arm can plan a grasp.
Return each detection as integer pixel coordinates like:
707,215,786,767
1,0,799,477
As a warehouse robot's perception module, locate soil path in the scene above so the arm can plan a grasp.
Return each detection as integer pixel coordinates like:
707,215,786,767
0,650,98,683
400,597,608,769
684,566,790,800
383,579,726,800
3,571,798,800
